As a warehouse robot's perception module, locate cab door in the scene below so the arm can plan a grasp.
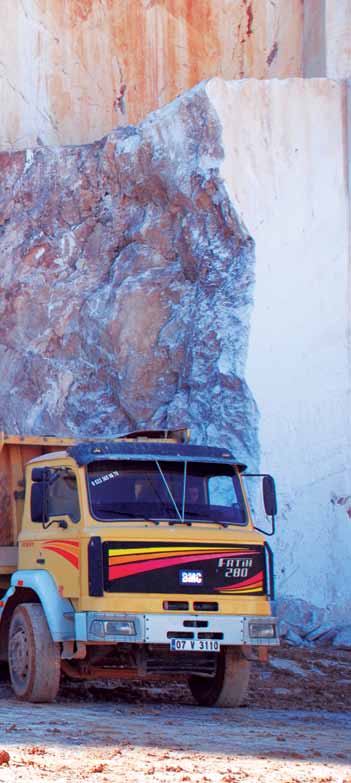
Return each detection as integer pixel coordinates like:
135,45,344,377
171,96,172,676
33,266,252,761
19,465,81,598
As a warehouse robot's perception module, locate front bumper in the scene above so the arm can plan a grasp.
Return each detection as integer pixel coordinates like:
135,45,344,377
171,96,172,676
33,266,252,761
75,612,279,646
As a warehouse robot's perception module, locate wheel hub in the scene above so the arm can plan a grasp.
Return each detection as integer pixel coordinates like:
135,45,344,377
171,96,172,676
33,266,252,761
10,629,29,680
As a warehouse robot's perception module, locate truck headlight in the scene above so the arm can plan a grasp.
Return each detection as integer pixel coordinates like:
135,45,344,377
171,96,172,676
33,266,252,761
90,619,136,638
248,621,276,639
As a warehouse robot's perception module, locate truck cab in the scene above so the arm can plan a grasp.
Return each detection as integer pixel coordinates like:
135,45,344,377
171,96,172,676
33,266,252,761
0,429,278,704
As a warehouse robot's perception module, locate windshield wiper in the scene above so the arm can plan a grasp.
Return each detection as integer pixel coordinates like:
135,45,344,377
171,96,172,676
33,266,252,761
94,506,160,525
183,513,230,527
155,461,183,522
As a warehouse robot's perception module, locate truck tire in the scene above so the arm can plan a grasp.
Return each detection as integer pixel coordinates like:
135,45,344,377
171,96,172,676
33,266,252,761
188,647,250,707
8,603,61,703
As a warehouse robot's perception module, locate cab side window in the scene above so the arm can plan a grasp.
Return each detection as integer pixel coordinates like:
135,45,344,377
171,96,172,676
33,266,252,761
48,471,80,523
31,468,80,524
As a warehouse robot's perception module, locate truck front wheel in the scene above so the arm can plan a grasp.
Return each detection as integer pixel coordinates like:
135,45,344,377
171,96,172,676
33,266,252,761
188,647,250,707
8,603,61,702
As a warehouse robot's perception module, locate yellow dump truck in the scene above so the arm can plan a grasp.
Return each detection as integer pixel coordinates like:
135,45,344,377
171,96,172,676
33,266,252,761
0,428,278,704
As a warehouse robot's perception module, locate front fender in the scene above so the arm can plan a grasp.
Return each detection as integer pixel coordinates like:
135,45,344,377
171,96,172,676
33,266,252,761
8,570,75,642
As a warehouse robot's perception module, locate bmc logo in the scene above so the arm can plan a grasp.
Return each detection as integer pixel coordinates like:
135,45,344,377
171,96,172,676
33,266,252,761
179,570,203,585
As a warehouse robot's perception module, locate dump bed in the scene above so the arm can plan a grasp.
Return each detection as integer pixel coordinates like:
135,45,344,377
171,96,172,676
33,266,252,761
0,434,77,569
0,428,191,572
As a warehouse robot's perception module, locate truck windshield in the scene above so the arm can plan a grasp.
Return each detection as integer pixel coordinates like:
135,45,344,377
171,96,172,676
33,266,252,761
87,460,247,525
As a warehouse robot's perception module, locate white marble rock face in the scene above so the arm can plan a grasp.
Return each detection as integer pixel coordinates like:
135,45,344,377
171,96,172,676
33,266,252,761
206,76,351,624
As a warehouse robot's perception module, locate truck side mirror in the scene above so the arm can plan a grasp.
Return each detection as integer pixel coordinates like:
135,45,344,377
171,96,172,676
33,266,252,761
263,475,277,517
31,482,48,523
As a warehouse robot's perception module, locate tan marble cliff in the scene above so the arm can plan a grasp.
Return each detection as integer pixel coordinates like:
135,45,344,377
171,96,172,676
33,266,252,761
1,0,349,150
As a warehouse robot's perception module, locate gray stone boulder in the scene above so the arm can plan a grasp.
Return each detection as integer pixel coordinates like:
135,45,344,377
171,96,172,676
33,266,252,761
332,626,351,649
274,596,325,641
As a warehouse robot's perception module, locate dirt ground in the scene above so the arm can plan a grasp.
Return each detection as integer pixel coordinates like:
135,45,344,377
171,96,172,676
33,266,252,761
0,646,349,783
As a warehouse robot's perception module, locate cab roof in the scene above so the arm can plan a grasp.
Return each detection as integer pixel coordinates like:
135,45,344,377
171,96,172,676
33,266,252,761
17,428,246,471
66,441,246,471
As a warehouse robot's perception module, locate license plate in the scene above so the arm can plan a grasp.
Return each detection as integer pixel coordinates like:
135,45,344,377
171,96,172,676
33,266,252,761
170,639,221,652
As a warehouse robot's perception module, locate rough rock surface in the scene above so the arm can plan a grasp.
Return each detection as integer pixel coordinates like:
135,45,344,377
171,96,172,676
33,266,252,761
0,83,257,467
274,597,326,639
274,597,337,647
274,597,351,648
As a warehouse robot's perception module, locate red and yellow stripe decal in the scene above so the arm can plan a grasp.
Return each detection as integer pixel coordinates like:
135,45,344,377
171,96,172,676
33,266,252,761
108,545,261,588
41,540,79,569
216,571,264,594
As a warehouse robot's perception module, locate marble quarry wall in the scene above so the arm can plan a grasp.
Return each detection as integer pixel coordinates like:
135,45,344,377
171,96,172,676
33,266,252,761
1,0,350,150
0,1,350,634
1,76,350,629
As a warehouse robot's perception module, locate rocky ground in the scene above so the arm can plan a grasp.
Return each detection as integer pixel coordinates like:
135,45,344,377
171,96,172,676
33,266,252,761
0,645,349,782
